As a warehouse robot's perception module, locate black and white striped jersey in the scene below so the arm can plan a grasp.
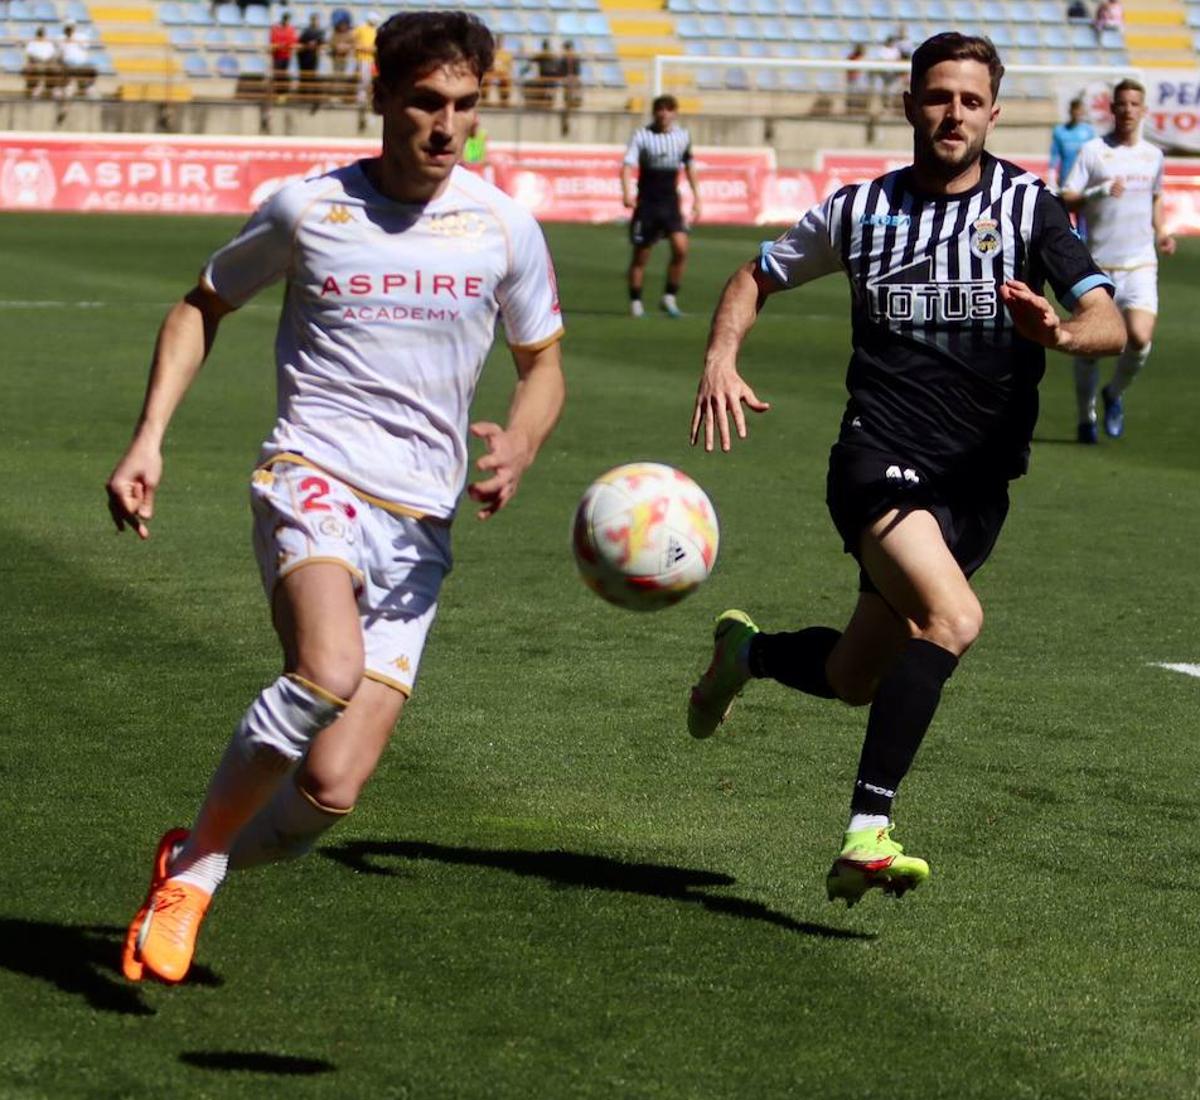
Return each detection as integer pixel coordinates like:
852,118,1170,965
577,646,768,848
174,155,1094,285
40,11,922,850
623,124,692,207
761,152,1114,480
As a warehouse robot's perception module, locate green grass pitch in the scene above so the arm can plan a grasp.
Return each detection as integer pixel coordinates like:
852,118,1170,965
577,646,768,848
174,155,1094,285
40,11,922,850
1,211,1198,1099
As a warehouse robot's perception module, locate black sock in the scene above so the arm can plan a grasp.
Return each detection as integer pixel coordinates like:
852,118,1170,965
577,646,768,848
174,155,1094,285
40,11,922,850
850,638,959,817
629,287,642,302
748,627,840,698
664,281,680,296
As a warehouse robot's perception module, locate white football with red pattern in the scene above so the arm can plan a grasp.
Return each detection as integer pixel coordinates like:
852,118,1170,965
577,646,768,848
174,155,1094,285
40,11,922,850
572,462,719,612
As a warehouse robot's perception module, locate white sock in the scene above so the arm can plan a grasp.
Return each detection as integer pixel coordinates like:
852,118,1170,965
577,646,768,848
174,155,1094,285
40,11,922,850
1073,357,1099,423
1108,342,1151,398
228,775,351,870
847,813,890,834
170,675,347,892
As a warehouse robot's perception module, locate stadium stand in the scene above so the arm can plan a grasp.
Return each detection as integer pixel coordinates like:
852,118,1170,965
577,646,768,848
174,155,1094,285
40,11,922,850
0,0,1190,112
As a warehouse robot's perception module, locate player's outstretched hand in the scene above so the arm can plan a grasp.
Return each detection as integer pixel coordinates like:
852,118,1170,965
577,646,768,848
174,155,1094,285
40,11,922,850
106,442,163,539
1159,233,1177,256
690,364,770,452
999,279,1063,349
467,421,532,520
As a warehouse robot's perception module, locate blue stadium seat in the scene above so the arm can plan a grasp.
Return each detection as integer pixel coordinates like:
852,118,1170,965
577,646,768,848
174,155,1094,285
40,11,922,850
1015,24,1040,46
8,1,35,22
694,0,721,12
667,0,692,10
725,64,749,88
771,39,799,54
728,0,751,13
845,20,869,42
230,26,256,46
1042,23,1069,46
169,25,196,47
866,0,891,17
713,36,740,53
1190,7,1200,28
699,14,725,34
242,53,267,74
781,0,806,14
92,48,114,73
732,15,758,36
1008,0,1036,20
760,16,786,37
186,3,214,25
696,63,722,88
214,51,239,76
494,10,523,33
1098,27,1122,48
547,0,571,10
215,3,242,25
745,38,770,54
581,12,608,33
65,0,90,21
809,0,834,13
160,2,186,25
204,27,227,45
31,0,56,21
183,52,209,76
527,10,552,33
1033,1,1060,21
752,0,781,13
816,20,843,41
675,13,702,34
1067,23,1094,45
987,23,1011,45
0,47,23,71
244,5,270,25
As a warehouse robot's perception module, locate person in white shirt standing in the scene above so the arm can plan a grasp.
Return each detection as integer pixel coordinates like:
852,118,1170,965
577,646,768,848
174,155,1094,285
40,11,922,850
106,10,566,986
1061,79,1175,442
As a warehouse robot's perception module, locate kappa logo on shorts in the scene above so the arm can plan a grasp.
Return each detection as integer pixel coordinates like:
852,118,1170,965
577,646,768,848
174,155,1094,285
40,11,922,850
391,655,412,674
321,204,357,226
885,464,921,485
317,515,349,540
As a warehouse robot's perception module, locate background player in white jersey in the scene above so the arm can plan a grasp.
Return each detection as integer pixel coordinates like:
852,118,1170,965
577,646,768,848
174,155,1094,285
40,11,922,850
105,11,565,985
1061,79,1176,442
687,33,1124,907
621,95,701,318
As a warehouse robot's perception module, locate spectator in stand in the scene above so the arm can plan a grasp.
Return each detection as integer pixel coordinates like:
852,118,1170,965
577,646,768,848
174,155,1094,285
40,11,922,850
1094,0,1123,37
297,14,325,102
845,41,868,112
352,11,378,107
483,34,513,105
270,11,299,95
562,40,583,111
1066,0,1090,20
23,26,60,98
872,33,904,109
329,10,354,102
59,22,96,97
524,38,562,108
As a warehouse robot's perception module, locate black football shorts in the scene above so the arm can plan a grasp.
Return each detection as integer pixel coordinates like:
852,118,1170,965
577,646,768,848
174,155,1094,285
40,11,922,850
825,442,1010,594
629,201,686,247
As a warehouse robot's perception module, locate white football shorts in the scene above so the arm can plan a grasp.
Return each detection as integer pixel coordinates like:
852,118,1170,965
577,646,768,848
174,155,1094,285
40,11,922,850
1107,264,1158,315
250,461,451,696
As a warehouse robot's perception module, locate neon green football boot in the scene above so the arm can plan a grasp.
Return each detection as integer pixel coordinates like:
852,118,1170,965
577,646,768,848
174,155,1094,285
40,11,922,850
826,823,930,907
687,609,759,739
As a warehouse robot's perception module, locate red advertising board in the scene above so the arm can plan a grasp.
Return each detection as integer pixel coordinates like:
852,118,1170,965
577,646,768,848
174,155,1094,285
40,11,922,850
1,133,1197,233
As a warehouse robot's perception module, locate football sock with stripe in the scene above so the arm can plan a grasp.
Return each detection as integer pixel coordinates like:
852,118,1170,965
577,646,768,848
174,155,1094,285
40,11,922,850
1073,356,1099,423
748,627,841,698
169,675,347,894
1108,342,1150,397
229,776,351,870
850,638,958,817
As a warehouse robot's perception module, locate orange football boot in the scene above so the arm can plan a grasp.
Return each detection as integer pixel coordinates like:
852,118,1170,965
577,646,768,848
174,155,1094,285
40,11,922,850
134,880,213,983
121,827,189,982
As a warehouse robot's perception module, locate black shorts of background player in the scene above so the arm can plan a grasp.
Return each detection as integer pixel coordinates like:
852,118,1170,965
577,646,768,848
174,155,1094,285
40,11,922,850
620,95,701,318
688,32,1125,907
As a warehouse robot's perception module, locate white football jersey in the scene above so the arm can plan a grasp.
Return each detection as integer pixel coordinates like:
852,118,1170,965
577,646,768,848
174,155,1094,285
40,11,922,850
1063,135,1163,270
202,162,563,520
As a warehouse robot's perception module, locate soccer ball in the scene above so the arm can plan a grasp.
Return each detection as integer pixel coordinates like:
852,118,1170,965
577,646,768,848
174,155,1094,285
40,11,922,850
571,462,719,611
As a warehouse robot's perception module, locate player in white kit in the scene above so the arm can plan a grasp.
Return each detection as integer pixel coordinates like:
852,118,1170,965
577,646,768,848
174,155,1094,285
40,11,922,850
106,11,566,984
1061,79,1176,442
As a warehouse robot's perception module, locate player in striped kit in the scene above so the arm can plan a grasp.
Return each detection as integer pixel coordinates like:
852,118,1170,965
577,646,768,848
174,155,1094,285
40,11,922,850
687,33,1125,906
620,95,701,318
106,11,565,983
1061,79,1176,443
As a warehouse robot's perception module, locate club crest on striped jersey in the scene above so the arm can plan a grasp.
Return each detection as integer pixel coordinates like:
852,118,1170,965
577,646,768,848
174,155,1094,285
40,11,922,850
969,217,1001,259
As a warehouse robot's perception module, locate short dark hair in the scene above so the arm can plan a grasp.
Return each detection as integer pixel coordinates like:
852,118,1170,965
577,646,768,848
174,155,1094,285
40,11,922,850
652,94,678,112
1112,77,1145,100
374,11,495,87
910,32,1004,101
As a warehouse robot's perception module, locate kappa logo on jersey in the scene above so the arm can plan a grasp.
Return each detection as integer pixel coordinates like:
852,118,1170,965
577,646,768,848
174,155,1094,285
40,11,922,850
321,204,357,225
885,464,921,484
970,217,1001,260
866,256,997,325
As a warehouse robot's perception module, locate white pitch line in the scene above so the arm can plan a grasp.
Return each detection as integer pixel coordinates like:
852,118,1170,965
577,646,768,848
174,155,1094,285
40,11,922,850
1150,662,1200,679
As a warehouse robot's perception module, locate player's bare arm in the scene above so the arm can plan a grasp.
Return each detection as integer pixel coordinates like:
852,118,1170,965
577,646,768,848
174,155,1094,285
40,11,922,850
685,162,702,224
999,280,1124,356
468,339,565,520
106,283,235,538
691,261,775,452
1153,193,1176,255
620,163,636,209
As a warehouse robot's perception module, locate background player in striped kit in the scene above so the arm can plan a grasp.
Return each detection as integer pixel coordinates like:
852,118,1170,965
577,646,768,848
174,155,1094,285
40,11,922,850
687,33,1124,907
1061,79,1176,443
106,11,566,984
620,95,701,318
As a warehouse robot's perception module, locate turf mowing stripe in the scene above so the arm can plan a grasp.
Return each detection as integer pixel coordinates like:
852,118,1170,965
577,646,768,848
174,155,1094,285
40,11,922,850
1149,662,1200,679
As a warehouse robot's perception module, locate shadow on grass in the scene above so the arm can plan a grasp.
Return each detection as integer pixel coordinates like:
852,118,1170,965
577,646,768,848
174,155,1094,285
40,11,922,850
324,841,872,941
180,1051,335,1075
0,918,221,1016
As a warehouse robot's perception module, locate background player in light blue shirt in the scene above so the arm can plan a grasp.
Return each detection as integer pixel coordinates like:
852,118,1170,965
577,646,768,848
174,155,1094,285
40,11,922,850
1049,96,1096,189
